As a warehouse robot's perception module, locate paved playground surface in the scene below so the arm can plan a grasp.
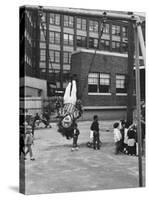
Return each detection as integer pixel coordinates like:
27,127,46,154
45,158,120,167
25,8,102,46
21,121,145,195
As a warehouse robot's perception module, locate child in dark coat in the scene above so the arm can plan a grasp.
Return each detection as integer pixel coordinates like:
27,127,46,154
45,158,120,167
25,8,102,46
127,125,136,156
71,123,80,151
20,125,25,159
90,115,100,150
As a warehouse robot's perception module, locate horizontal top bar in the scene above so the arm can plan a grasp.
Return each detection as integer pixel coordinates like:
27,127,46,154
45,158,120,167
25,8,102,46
21,5,144,22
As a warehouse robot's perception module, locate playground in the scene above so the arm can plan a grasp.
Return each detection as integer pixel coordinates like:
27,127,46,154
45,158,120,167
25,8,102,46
22,121,145,195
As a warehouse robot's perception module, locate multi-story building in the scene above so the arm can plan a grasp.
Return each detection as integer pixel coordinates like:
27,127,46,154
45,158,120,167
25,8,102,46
20,5,145,92
20,5,145,120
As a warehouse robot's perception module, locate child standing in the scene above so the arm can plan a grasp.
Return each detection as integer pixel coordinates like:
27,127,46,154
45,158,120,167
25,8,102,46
123,122,129,154
20,125,25,159
90,115,100,150
113,122,122,154
127,125,136,156
71,123,80,151
25,125,35,160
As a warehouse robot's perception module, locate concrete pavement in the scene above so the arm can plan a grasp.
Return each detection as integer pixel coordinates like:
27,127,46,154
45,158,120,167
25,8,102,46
22,121,145,195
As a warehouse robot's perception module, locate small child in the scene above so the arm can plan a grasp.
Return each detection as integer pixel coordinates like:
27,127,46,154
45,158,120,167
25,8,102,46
20,126,25,159
90,115,100,150
127,125,136,156
71,123,80,151
123,122,129,154
25,125,35,160
113,122,122,154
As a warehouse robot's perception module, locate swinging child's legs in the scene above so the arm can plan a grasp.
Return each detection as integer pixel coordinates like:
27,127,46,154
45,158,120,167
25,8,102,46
69,80,77,105
64,82,72,104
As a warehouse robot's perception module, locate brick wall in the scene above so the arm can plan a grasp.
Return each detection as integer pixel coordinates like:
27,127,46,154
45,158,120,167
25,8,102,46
71,51,136,107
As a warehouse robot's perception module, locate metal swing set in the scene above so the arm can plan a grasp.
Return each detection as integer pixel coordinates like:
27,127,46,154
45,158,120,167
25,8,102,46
38,7,145,186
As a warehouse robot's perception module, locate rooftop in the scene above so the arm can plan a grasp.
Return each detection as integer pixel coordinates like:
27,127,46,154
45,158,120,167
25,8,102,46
23,5,145,22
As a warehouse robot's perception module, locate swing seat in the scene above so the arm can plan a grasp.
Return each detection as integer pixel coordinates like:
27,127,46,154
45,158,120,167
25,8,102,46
57,103,81,139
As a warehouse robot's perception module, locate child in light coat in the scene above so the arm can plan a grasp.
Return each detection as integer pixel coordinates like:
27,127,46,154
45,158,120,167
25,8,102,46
25,125,35,160
113,122,122,154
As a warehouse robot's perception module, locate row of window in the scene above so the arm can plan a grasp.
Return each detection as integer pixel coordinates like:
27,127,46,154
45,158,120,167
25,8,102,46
88,73,126,94
40,13,128,36
40,50,71,64
41,31,128,52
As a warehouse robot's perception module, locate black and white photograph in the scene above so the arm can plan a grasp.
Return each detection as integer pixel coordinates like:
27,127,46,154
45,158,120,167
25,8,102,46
19,4,146,195
1,0,148,199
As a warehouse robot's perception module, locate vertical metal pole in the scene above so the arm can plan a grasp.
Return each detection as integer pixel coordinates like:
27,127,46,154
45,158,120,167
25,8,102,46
137,22,146,66
135,27,143,187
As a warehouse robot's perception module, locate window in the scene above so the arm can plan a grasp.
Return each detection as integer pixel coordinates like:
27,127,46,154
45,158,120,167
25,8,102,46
49,31,60,44
112,25,120,36
64,33,73,46
55,32,60,44
122,26,128,37
116,75,126,93
64,15,74,28
112,41,120,52
99,73,110,93
40,42,46,48
103,24,110,34
121,43,128,53
89,37,98,48
63,52,71,64
100,39,110,51
49,50,60,63
76,35,87,47
40,49,46,61
49,13,60,25
88,73,98,93
77,18,86,30
89,20,98,32
49,32,54,44
49,50,54,62
88,73,110,93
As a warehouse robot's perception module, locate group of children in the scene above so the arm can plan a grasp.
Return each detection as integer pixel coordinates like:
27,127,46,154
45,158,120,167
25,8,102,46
113,120,138,156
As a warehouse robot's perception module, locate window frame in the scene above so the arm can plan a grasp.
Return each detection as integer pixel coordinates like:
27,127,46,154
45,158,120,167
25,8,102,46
64,15,74,28
112,24,121,36
49,13,60,26
89,20,99,33
116,74,127,94
49,50,60,63
40,49,46,61
49,31,60,45
63,33,74,46
112,41,121,52
99,73,110,93
88,72,111,94
77,17,87,31
103,23,110,34
63,51,72,64
100,39,110,51
89,37,99,49
122,26,128,37
76,35,87,48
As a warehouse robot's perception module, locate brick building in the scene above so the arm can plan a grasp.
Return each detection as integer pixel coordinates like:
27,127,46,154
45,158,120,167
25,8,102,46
71,49,143,120
20,6,145,120
20,6,145,92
